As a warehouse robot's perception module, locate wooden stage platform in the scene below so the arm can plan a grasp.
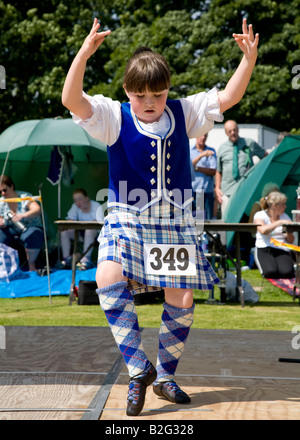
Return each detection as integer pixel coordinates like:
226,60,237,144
0,326,299,420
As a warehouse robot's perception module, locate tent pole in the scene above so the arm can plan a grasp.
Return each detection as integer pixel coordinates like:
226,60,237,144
57,180,61,263
39,187,52,303
58,179,61,219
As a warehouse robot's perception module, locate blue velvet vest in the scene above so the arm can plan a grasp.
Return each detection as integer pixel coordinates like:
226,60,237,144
107,100,193,211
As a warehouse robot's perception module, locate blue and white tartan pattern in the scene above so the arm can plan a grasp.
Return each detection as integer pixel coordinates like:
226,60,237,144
0,243,19,282
98,208,219,291
97,281,149,377
156,302,194,382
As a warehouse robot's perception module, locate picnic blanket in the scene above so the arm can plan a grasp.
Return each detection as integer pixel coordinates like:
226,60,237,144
0,268,97,298
267,239,299,298
266,277,299,297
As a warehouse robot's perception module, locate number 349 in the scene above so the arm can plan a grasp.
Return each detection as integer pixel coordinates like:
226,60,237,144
150,247,189,271
144,244,196,276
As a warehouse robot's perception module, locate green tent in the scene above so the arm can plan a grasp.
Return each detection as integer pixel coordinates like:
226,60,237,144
0,118,109,224
224,135,300,245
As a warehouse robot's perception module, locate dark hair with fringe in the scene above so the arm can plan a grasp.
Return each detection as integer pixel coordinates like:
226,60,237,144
73,188,88,197
123,47,171,93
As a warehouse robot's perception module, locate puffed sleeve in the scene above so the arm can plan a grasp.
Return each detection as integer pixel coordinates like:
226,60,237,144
71,92,122,146
180,87,224,139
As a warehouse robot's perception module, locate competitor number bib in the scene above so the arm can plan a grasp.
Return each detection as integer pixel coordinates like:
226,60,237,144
144,244,196,276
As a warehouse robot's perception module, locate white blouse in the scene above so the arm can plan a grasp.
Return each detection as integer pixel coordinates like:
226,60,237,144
66,200,104,222
254,210,292,251
72,88,223,146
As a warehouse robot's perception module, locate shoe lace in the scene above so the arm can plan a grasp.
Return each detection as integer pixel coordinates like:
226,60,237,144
127,380,142,403
164,381,180,394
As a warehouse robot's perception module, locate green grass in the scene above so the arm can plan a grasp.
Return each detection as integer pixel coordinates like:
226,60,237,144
0,270,299,330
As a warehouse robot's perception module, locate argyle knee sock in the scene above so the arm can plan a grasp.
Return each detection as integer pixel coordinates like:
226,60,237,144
97,281,149,377
155,301,195,384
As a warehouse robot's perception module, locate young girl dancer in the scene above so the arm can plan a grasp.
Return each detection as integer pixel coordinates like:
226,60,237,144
62,17,259,416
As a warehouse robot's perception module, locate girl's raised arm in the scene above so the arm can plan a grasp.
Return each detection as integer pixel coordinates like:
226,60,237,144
218,18,259,113
62,18,111,120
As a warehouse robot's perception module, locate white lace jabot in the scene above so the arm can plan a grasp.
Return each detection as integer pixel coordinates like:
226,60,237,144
138,111,171,138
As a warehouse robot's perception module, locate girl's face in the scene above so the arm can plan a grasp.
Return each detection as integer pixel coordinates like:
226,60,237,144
73,193,89,210
274,201,286,215
124,88,169,123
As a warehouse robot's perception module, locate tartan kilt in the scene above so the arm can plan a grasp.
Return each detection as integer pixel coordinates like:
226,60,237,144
97,209,219,293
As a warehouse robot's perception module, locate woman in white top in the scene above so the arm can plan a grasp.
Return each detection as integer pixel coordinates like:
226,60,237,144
253,191,295,278
60,188,103,270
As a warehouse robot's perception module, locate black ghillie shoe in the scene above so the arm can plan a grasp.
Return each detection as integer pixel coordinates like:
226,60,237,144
153,380,191,404
126,362,157,416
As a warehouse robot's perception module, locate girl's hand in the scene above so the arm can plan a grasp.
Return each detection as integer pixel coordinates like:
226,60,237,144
232,18,259,61
79,18,111,60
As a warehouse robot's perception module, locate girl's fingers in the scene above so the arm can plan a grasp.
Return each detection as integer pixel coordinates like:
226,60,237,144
232,32,254,44
85,18,111,52
242,18,248,34
90,18,111,40
93,30,111,40
90,18,100,36
234,19,256,43
93,17,100,29
248,24,254,41
232,33,247,40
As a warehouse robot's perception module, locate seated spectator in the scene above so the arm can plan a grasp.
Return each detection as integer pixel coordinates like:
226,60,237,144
248,182,279,223
254,191,295,278
0,175,44,271
59,188,103,270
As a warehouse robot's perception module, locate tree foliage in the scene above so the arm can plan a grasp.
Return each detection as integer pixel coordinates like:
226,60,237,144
1,0,299,133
